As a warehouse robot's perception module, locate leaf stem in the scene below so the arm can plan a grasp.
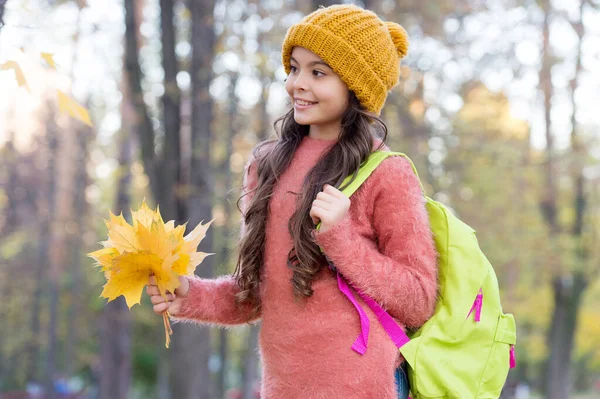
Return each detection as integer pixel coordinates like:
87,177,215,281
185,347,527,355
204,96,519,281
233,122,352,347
162,310,172,348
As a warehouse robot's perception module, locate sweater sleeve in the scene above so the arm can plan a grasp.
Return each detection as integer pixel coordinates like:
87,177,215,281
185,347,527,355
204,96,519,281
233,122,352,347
312,156,438,329
170,148,262,326
171,275,260,326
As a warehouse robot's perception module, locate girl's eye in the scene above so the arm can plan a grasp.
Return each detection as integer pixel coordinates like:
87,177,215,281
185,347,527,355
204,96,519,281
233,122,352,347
289,66,325,77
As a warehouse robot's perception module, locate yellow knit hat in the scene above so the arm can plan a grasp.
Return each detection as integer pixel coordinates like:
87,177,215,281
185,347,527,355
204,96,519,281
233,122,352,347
281,4,409,116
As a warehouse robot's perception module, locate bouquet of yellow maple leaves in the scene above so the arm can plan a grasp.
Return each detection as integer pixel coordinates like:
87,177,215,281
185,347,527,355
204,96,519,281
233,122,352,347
88,201,214,348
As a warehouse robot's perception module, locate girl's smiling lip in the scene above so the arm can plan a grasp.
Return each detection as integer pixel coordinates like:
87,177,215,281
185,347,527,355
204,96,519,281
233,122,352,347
294,98,318,110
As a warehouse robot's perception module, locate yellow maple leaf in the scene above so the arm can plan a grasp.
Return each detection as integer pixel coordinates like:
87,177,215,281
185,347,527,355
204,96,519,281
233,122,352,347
40,52,57,69
88,200,214,347
57,90,94,127
1,60,30,92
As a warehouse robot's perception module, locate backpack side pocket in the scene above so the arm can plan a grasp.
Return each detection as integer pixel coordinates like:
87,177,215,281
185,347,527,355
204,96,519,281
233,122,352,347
477,312,516,397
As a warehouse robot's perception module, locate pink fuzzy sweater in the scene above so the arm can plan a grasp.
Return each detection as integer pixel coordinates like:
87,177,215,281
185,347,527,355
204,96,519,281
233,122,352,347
172,135,438,398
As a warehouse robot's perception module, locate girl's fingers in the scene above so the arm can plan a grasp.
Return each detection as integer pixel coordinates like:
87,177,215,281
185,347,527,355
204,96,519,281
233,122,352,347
309,207,317,224
150,295,163,305
310,204,324,217
310,205,326,224
324,184,347,200
153,302,170,313
145,285,176,300
146,285,160,296
323,184,339,196
150,294,176,305
316,192,335,203
148,276,157,285
312,199,331,210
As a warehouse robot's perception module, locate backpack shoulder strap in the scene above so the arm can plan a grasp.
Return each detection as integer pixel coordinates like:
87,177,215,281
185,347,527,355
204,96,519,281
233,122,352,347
339,150,424,197
315,151,424,233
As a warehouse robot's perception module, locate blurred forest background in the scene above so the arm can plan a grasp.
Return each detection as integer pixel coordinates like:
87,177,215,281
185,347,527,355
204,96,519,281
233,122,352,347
0,0,599,398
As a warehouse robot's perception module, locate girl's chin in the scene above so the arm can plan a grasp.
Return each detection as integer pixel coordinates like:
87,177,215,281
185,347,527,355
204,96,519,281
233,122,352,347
293,115,316,125
294,111,325,124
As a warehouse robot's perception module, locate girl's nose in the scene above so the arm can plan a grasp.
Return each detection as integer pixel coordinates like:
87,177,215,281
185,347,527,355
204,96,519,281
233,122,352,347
292,71,310,91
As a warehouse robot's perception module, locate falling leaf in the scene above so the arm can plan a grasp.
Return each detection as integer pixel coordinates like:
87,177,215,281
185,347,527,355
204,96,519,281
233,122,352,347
41,52,57,69
57,90,93,127
0,60,30,92
88,200,215,348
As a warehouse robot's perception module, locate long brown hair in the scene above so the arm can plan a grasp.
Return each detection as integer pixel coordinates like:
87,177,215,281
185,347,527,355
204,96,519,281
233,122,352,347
234,91,388,316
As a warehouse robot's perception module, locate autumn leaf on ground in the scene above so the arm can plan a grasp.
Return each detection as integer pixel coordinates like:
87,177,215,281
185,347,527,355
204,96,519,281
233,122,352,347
87,200,214,347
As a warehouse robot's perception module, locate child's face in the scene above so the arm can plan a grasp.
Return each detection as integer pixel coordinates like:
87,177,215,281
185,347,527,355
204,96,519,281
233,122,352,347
285,47,349,130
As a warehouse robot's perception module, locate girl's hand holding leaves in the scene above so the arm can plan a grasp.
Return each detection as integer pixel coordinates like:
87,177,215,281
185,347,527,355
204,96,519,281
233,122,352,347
146,275,189,316
87,200,214,348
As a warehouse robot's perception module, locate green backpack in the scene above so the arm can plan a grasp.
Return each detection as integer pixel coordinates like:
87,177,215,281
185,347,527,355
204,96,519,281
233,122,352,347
317,150,516,399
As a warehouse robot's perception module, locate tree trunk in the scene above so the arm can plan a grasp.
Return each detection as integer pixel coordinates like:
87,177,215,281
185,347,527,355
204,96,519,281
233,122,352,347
216,329,228,399
568,0,586,244
124,2,192,397
169,0,217,397
64,126,92,375
545,274,587,399
542,1,590,397
124,0,161,200
156,356,170,399
242,325,260,399
255,4,271,142
539,0,558,235
99,130,134,399
124,0,184,219
159,0,184,218
0,0,7,34
215,71,239,399
99,297,132,399
97,36,141,396
43,117,60,399
26,130,55,384
242,71,263,399
538,1,559,394
157,2,186,397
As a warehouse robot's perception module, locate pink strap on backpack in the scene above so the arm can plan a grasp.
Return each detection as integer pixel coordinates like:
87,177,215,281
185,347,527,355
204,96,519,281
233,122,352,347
337,271,516,371
336,272,410,355
337,273,371,354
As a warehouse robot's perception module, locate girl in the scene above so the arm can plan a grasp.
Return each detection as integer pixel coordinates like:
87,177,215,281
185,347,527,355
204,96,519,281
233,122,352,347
147,4,438,398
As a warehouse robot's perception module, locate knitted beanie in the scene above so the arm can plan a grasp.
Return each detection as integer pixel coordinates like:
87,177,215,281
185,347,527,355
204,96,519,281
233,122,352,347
281,4,409,116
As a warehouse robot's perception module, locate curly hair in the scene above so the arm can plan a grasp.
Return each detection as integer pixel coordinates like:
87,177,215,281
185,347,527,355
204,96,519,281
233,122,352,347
233,91,389,317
